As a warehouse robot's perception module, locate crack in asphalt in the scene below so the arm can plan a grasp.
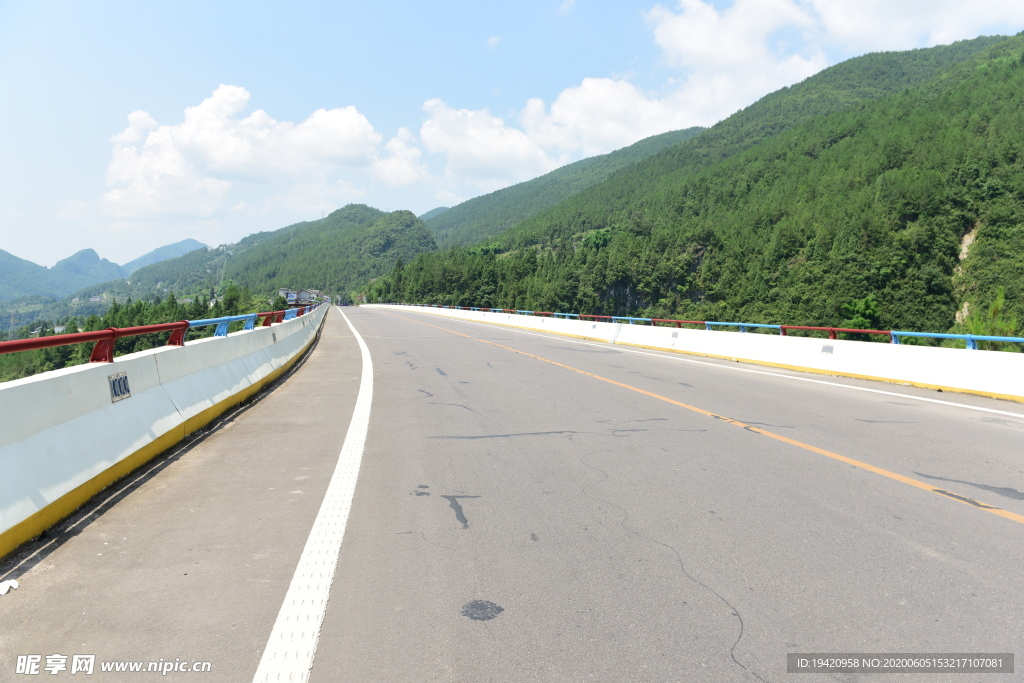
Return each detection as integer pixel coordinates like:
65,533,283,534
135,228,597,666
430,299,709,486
429,402,481,414
429,431,579,440
577,450,767,683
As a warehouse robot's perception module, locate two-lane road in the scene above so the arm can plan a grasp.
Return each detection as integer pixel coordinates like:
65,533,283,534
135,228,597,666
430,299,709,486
311,307,1023,681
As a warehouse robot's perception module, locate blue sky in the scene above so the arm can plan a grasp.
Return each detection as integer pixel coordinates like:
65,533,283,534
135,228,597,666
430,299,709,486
2,0,1023,266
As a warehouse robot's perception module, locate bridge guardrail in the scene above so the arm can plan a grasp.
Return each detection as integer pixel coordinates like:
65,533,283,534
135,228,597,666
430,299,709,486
390,303,1024,350
0,304,323,364
0,301,328,560
371,303,1024,404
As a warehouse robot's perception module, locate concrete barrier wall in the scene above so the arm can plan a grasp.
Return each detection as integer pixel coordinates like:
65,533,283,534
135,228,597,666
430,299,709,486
369,305,1024,403
0,306,327,558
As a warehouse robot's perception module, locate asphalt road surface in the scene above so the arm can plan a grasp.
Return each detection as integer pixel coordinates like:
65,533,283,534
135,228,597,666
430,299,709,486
2,306,1022,682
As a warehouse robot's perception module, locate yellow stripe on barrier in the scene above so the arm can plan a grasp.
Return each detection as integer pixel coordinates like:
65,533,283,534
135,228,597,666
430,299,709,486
0,323,322,561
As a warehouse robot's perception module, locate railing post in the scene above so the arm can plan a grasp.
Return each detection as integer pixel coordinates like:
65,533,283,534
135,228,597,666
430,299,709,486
828,329,837,340
166,323,188,346
89,329,117,363
966,336,978,350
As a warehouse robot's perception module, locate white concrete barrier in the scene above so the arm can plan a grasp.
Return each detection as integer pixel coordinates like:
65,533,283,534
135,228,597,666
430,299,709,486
368,305,1024,403
0,306,327,558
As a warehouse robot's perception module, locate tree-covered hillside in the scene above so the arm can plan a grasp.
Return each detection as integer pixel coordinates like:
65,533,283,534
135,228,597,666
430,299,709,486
425,127,705,248
63,204,435,305
223,206,436,301
365,35,1024,343
0,249,124,301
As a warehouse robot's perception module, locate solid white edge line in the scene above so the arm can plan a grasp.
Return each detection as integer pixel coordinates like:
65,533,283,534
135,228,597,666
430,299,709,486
373,306,1024,420
253,307,372,683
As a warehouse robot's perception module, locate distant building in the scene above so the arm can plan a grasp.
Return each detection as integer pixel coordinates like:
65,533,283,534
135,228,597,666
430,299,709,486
89,296,102,303
278,288,325,306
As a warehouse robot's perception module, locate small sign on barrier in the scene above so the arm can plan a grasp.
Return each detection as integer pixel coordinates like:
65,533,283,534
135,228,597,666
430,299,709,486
108,372,131,402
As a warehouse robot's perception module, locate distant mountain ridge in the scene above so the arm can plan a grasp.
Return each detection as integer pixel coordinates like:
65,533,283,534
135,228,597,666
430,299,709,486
68,204,437,305
418,207,450,221
425,127,706,247
122,239,208,275
0,239,208,302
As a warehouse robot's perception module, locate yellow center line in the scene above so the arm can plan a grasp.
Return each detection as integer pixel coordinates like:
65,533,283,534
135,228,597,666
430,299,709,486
382,310,1024,526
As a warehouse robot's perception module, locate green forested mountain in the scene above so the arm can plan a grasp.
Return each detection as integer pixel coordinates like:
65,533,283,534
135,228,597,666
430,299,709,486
122,238,207,274
419,207,450,221
223,206,436,300
0,250,50,300
67,205,435,305
366,35,1024,343
0,239,207,302
425,127,706,247
0,249,125,301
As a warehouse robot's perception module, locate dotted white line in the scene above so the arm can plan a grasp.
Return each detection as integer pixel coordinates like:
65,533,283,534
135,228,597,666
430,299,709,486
253,307,372,683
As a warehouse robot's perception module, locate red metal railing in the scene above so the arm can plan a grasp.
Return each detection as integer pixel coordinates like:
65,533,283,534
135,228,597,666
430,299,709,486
0,309,296,363
780,325,892,340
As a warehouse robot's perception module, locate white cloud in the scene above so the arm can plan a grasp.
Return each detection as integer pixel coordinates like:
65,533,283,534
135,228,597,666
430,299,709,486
103,84,383,221
487,36,502,48
521,77,694,156
643,0,1024,128
646,0,827,124
807,0,1024,51
558,0,577,15
372,128,430,187
420,99,559,191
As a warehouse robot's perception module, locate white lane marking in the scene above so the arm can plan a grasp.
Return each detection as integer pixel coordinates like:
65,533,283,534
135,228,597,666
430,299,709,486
381,308,1024,420
253,307,372,683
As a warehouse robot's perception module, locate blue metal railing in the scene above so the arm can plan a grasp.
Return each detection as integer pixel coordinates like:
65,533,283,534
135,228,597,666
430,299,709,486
891,330,1024,350
189,313,260,337
187,303,322,339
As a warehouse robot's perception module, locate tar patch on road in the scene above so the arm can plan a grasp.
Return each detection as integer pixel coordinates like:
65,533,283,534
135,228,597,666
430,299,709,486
440,495,481,529
931,489,999,509
915,472,1024,501
462,600,504,621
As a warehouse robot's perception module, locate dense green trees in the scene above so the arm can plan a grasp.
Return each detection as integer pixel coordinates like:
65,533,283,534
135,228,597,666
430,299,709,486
365,35,1024,348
